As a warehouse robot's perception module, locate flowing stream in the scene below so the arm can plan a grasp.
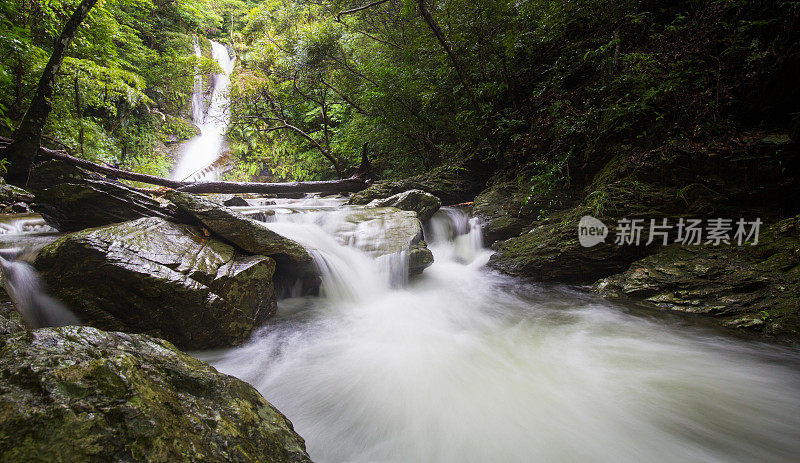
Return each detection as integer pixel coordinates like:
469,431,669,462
171,40,235,182
203,199,800,463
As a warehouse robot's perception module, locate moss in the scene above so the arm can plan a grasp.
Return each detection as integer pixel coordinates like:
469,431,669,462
594,217,800,342
0,326,311,462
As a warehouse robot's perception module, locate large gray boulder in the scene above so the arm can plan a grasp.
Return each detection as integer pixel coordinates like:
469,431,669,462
166,191,312,270
0,326,311,462
333,207,434,275
33,217,277,349
368,189,441,222
28,160,183,232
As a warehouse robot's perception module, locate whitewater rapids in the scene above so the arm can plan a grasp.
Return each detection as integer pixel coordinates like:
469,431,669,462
203,203,800,463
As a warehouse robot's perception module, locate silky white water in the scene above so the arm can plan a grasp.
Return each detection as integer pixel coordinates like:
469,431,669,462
205,204,800,463
172,40,235,182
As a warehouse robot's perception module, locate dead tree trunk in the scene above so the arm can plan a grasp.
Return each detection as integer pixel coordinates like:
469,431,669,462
0,137,368,194
3,0,99,184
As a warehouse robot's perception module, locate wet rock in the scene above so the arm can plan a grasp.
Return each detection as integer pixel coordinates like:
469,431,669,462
223,196,250,207
593,216,800,341
33,217,277,349
486,171,680,282
1,202,31,214
409,241,434,276
166,191,312,271
368,189,441,222
350,165,484,205
0,326,311,462
27,160,182,232
487,146,753,282
0,183,33,201
0,297,25,336
329,207,434,275
0,184,33,213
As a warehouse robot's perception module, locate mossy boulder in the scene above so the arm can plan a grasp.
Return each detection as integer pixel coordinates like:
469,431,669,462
594,216,800,342
472,180,574,245
486,172,683,282
409,241,434,275
487,142,795,282
0,326,311,462
33,217,277,349
0,298,24,336
350,165,484,205
368,189,441,222
28,160,182,232
0,184,33,213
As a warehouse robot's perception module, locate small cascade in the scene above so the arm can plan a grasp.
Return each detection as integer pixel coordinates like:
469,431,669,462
425,207,490,265
172,40,236,182
0,214,56,235
0,252,80,328
250,197,416,288
265,220,387,302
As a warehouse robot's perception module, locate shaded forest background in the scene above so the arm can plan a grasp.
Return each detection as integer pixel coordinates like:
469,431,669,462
1,0,798,187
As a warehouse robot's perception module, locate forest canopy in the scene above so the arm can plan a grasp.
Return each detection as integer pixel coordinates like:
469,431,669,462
1,0,797,183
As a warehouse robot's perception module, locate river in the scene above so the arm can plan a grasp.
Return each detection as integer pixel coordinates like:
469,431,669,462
198,198,800,463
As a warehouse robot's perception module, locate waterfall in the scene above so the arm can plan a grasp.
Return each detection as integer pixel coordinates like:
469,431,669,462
0,255,80,328
172,40,235,182
203,198,800,463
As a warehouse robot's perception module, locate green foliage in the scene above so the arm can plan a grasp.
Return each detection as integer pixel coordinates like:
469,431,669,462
0,0,222,172
2,0,795,184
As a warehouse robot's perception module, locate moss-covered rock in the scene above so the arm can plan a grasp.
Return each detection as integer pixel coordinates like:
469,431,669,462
487,141,798,282
594,216,800,342
350,165,484,205
486,169,682,282
28,160,182,232
33,217,277,349
0,298,24,336
368,189,441,222
0,326,311,462
471,179,575,245
0,184,33,213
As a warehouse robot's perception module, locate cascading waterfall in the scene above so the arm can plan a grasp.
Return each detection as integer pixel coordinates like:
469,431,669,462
203,201,800,463
0,216,78,328
0,253,79,328
172,40,235,182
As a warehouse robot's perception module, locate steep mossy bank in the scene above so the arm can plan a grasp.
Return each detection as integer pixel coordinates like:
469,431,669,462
595,215,800,341
0,324,310,462
476,134,800,343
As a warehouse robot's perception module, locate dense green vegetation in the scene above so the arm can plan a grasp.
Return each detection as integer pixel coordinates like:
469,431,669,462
1,0,798,183
225,0,799,183
0,0,225,176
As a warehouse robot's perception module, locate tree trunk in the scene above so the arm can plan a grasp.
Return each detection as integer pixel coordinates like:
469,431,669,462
416,0,479,113
3,0,99,184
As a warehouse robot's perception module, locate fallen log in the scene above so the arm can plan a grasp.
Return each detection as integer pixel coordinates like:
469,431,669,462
0,136,368,195
176,178,367,194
